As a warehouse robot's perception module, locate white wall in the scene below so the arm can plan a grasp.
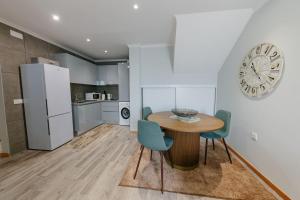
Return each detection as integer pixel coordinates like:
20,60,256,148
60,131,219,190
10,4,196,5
140,45,217,86
129,45,218,131
142,86,216,115
174,9,253,74
217,0,300,199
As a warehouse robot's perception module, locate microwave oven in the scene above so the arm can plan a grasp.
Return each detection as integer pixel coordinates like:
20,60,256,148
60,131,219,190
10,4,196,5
85,93,101,100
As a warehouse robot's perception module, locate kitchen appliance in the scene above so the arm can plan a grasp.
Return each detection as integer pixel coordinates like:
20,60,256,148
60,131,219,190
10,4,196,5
107,93,112,100
21,64,74,150
119,102,130,125
85,92,101,100
101,94,106,100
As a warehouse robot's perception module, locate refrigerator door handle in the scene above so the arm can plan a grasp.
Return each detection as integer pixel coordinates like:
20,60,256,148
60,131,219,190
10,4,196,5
45,99,48,116
47,119,50,135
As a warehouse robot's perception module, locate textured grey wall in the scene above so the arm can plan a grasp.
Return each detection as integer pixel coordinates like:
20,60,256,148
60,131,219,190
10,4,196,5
0,22,87,154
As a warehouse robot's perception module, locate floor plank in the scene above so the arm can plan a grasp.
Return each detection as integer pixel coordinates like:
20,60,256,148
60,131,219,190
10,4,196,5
0,124,218,200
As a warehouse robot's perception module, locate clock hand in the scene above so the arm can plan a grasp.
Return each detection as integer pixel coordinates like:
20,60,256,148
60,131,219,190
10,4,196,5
251,63,261,80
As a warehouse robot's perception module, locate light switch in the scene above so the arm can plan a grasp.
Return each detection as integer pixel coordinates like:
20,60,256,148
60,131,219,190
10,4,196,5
13,99,23,104
10,30,23,40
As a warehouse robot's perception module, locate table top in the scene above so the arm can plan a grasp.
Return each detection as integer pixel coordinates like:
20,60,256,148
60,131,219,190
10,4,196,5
148,111,224,133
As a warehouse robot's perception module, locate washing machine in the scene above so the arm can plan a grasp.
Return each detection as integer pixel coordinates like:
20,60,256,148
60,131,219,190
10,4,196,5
119,102,130,125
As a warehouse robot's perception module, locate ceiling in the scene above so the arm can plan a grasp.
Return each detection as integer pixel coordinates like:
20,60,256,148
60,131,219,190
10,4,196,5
0,0,269,60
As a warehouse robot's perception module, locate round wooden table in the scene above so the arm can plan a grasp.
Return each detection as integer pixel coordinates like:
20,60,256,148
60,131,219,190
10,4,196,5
148,111,224,170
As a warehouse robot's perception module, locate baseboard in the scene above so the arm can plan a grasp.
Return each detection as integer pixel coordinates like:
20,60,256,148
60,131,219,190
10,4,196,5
130,131,137,135
0,152,9,157
225,143,291,200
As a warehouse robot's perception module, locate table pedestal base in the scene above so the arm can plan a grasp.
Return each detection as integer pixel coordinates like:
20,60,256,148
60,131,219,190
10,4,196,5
164,130,200,170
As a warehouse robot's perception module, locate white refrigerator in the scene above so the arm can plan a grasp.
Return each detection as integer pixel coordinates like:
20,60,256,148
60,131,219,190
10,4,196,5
21,64,73,150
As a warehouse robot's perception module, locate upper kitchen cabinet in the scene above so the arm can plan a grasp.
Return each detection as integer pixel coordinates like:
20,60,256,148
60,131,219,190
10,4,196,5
55,53,97,85
97,65,119,85
118,63,129,101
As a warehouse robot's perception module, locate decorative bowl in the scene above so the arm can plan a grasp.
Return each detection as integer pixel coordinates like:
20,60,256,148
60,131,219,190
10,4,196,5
171,108,198,118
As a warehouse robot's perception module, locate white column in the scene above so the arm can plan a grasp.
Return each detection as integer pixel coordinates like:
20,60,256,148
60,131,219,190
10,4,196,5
128,45,141,131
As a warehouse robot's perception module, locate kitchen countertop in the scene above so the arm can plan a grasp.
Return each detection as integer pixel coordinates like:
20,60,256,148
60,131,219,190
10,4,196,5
72,100,119,106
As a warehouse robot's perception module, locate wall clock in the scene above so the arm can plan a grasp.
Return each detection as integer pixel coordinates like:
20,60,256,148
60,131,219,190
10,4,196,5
239,43,284,98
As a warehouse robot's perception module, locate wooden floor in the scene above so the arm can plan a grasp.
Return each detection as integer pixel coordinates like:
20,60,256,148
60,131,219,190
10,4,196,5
0,124,217,200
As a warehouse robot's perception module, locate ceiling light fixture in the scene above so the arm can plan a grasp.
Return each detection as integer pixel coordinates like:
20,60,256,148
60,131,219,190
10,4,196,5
86,38,91,42
104,50,108,55
52,14,60,21
133,4,139,10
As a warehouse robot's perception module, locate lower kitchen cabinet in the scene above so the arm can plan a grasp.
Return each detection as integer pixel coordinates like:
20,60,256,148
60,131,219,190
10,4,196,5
72,102,103,135
101,111,119,124
101,102,119,124
72,101,119,136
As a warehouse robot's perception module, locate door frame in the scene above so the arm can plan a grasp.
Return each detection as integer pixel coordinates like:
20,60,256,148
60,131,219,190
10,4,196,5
0,65,10,154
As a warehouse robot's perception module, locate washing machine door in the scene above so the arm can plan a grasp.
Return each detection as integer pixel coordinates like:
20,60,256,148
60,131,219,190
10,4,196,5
121,107,130,119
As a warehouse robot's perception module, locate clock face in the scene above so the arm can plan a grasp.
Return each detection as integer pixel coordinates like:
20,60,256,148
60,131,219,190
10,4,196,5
239,43,284,98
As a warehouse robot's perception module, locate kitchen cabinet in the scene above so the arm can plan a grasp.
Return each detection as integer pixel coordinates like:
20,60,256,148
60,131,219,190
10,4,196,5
97,65,119,85
100,102,119,124
55,53,98,85
72,102,102,135
118,63,129,101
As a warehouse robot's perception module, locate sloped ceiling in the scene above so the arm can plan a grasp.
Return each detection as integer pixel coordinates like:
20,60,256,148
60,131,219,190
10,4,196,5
173,9,253,74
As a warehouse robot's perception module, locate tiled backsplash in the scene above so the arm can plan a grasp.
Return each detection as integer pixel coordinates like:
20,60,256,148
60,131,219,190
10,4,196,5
71,83,119,101
97,85,119,100
71,84,97,101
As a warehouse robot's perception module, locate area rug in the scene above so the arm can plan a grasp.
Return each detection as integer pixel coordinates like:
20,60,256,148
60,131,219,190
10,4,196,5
119,141,276,200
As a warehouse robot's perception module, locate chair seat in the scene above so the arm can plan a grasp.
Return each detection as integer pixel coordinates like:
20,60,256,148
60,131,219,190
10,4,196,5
200,130,226,139
164,136,173,150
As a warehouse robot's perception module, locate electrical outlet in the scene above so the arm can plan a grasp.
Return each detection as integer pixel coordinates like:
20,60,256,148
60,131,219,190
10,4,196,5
251,132,258,141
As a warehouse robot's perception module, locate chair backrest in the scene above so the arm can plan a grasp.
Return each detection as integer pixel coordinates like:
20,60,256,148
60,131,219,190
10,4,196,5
142,107,152,120
137,120,167,151
215,110,231,137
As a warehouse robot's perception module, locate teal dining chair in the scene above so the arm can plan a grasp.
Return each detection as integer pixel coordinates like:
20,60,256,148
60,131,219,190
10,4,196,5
200,110,232,165
133,120,174,193
142,107,154,158
142,107,152,120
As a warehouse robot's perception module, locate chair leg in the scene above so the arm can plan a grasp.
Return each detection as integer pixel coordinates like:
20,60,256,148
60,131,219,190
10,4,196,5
222,138,232,164
160,151,164,193
133,145,144,179
167,150,174,168
212,139,215,150
150,150,153,160
204,138,208,165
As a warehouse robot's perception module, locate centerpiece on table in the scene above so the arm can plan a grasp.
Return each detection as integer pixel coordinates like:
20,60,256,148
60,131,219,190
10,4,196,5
171,108,200,123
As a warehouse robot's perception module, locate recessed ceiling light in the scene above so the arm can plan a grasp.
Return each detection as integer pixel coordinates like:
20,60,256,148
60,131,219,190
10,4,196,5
104,50,108,55
133,4,139,10
86,38,91,42
52,14,60,21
